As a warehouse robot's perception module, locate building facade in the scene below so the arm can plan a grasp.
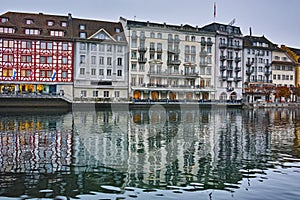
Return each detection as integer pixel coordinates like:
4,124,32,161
271,48,295,87
72,17,128,102
281,45,300,86
201,23,243,101
0,12,74,98
120,18,216,102
243,35,276,84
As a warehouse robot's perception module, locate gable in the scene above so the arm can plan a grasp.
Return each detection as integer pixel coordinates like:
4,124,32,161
89,28,115,41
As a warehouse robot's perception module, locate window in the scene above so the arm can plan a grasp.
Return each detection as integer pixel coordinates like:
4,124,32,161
61,21,67,27
91,68,96,75
275,56,280,60
104,91,109,98
93,91,99,97
131,63,137,71
277,75,281,80
273,74,276,80
139,64,144,72
40,56,52,64
117,45,123,53
79,24,86,30
115,91,120,98
21,55,32,62
290,75,294,80
80,68,85,75
81,90,87,97
107,57,112,65
80,55,85,64
117,58,122,66
185,35,189,41
80,43,86,50
157,43,162,51
99,44,105,51
117,70,122,76
150,32,155,38
62,57,68,64
99,56,104,65
107,69,112,76
131,77,136,86
157,53,162,60
62,71,67,78
99,69,104,76
79,32,86,38
62,43,68,50
47,70,53,78
21,41,32,49
191,36,195,42
132,51,137,59
91,56,96,64
25,29,39,35
0,27,15,33
157,33,162,39
107,45,112,52
50,30,64,37
47,21,54,26
115,28,120,33
26,19,33,24
47,42,53,49
1,17,8,23
91,43,97,51
117,36,122,41
3,54,14,62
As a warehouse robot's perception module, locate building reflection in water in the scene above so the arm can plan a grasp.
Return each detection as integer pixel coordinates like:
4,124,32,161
0,108,299,198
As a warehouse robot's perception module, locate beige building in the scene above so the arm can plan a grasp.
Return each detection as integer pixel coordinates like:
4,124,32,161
272,48,295,87
120,18,216,102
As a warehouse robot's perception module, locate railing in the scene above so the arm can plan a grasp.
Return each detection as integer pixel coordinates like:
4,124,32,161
138,57,147,63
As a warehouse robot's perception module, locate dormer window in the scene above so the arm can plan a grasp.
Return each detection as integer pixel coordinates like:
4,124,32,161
79,24,86,30
61,21,67,27
117,35,122,41
26,19,33,25
1,18,8,23
115,28,120,33
79,32,86,38
47,21,54,26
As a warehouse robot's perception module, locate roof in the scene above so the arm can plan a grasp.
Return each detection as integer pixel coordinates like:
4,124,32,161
271,60,295,66
201,22,242,35
0,11,125,42
243,35,278,50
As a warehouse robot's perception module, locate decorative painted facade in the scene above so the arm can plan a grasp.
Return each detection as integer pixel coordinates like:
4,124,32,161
281,45,300,86
201,23,243,101
120,18,216,102
0,12,74,97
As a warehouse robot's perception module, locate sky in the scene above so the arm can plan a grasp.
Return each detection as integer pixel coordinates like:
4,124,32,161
1,0,299,48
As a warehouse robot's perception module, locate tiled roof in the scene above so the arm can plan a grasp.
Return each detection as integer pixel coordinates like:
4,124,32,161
201,22,243,35
243,35,278,50
0,11,126,42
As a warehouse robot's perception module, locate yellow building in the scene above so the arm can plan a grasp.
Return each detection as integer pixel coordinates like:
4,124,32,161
281,45,300,86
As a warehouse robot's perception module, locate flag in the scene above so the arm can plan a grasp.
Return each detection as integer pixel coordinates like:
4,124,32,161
12,68,17,80
214,2,216,18
51,70,56,81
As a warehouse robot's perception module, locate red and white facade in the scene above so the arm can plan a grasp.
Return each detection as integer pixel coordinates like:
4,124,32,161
0,12,74,98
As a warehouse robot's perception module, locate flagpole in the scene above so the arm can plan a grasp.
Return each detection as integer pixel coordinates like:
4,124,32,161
214,2,216,22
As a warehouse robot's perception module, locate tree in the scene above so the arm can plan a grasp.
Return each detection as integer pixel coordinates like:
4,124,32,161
275,86,291,102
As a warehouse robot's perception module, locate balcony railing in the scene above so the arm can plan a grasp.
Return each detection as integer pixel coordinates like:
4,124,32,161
138,47,147,52
200,51,207,56
167,59,181,65
234,77,242,82
246,69,254,75
168,49,180,54
220,65,226,71
265,70,271,75
201,41,207,46
219,43,227,48
207,41,213,46
220,55,227,61
235,57,241,62
227,87,234,92
234,67,241,72
138,57,147,63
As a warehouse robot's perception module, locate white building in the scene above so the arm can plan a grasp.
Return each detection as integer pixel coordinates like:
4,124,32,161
243,35,276,84
73,17,128,101
202,23,243,101
120,18,216,102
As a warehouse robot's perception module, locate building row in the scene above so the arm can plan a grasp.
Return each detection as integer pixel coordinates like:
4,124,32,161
1,11,300,102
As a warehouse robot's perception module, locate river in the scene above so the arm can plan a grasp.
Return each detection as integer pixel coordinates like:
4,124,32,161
0,106,299,200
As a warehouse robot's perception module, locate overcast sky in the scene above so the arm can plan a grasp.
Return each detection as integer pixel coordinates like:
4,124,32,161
1,0,299,48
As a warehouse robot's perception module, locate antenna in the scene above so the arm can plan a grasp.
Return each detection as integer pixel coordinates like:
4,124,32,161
228,18,236,26
134,16,136,21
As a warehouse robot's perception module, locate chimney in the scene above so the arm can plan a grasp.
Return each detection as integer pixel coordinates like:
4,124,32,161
249,27,252,36
68,13,72,21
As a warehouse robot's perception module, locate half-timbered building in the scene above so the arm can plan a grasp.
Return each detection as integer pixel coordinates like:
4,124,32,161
0,12,74,98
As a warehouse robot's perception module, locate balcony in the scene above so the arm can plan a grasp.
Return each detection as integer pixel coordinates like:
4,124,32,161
227,66,234,70
246,61,253,67
167,59,181,65
265,63,271,68
220,65,226,71
149,47,155,52
174,38,180,43
157,48,163,53
265,70,271,76
207,41,213,46
200,51,207,56
221,75,227,81
233,45,242,50
235,57,241,62
168,38,174,43
234,67,241,72
227,87,234,92
138,57,147,63
138,47,147,52
246,69,253,76
199,61,208,67
201,40,206,46
234,77,242,82
227,56,234,61
184,72,199,78
220,55,227,61
168,49,180,54
219,43,227,49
